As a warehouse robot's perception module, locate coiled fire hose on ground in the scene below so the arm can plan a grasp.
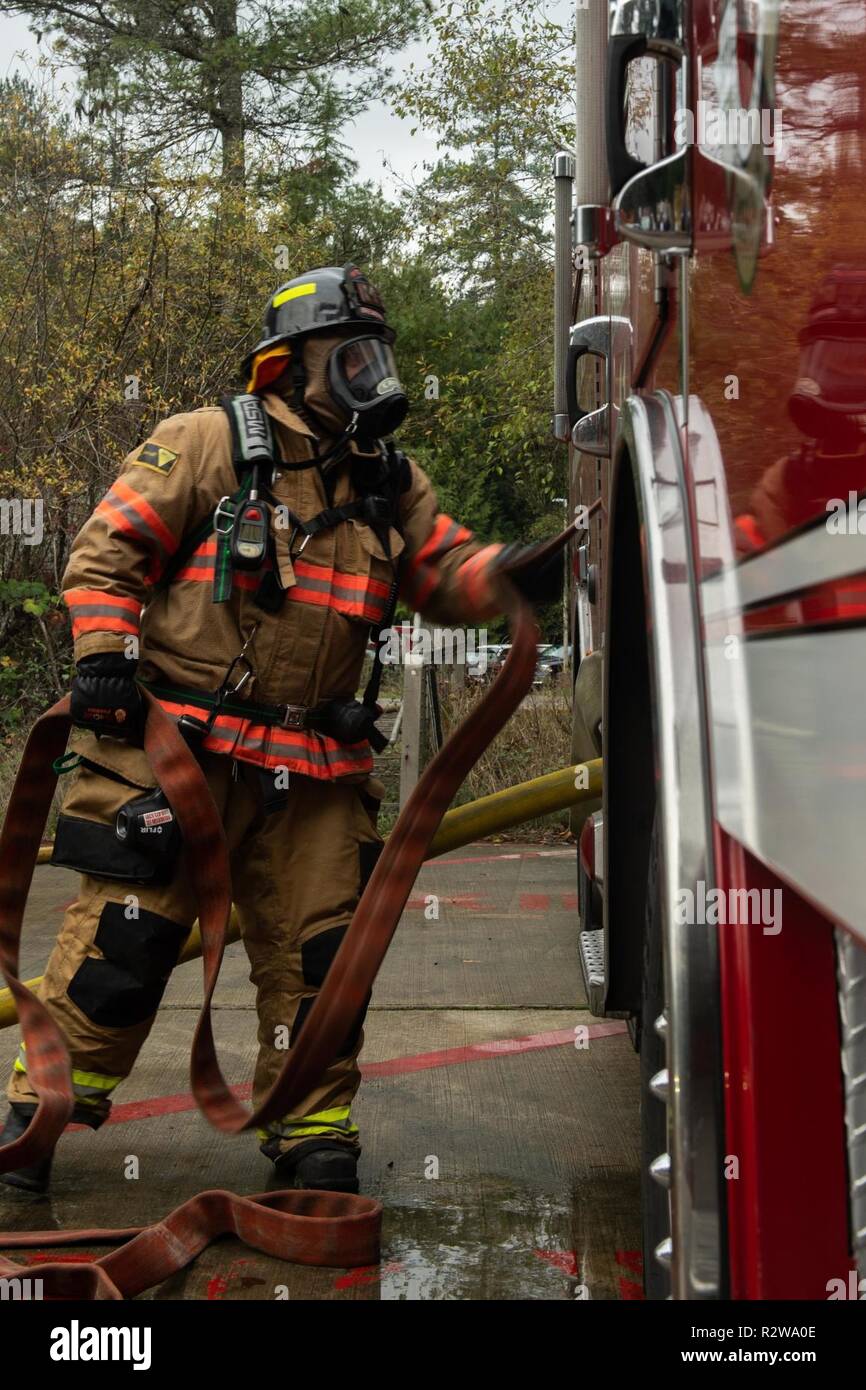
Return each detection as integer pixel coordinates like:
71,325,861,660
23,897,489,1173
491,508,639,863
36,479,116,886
0,540,575,1299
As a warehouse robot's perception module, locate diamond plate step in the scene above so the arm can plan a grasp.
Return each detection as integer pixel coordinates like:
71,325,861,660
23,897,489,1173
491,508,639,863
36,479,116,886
578,927,606,1016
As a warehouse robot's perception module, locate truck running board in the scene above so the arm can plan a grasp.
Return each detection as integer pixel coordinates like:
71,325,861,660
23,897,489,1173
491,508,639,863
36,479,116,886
578,927,606,1016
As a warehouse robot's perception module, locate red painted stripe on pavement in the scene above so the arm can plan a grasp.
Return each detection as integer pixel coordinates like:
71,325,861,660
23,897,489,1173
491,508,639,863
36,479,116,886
616,1248,643,1274
619,1277,645,1300
361,1022,628,1078
95,1084,253,1127
615,1250,645,1300
81,1021,628,1129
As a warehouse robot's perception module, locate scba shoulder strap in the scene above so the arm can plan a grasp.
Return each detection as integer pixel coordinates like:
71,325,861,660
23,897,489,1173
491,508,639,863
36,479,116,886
223,393,278,479
156,396,278,602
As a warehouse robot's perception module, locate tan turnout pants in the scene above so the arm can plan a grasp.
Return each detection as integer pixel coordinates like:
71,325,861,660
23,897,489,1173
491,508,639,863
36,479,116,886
7,733,384,1154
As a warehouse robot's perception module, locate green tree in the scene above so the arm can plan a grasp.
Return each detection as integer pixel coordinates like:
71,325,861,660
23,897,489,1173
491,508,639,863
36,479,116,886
392,0,572,293
1,0,427,184
388,0,572,567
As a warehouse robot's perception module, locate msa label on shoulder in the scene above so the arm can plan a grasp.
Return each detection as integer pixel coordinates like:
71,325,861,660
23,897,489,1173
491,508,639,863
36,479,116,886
134,442,179,476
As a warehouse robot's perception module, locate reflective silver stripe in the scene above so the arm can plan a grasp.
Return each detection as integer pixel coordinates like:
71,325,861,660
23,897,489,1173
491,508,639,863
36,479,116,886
67,602,140,623
290,574,389,615
71,1066,122,1098
103,489,172,565
416,519,463,565
175,552,214,572
267,1117,358,1139
72,1084,115,1101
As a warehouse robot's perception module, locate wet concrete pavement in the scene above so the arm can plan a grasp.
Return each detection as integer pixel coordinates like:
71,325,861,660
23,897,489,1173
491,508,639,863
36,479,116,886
0,845,642,1300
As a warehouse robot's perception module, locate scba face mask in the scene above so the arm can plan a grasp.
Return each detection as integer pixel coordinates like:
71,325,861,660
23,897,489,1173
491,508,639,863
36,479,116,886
788,338,866,437
327,335,409,439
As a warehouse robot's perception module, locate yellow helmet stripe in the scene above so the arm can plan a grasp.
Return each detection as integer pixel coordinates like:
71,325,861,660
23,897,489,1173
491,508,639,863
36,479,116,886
273,282,317,308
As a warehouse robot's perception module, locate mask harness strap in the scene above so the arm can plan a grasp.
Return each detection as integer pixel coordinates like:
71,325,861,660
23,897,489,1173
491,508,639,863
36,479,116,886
291,351,307,417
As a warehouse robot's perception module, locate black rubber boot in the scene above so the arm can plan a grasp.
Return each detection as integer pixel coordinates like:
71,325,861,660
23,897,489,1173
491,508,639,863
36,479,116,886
0,1101,104,1195
263,1137,360,1194
0,1104,52,1195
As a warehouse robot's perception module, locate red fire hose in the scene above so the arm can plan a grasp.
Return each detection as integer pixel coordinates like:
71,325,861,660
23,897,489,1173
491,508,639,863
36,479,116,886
0,540,569,1298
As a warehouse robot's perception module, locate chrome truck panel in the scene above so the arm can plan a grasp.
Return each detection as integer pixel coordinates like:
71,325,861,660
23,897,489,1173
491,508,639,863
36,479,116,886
705,622,866,946
689,395,866,945
611,390,724,1300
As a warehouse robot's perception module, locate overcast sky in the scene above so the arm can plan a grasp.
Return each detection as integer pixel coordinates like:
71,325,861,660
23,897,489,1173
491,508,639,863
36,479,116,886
0,11,441,193
0,4,573,193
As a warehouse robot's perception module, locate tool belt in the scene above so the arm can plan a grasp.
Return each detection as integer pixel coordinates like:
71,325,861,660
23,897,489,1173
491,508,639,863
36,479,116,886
141,682,389,752
0,528,573,1299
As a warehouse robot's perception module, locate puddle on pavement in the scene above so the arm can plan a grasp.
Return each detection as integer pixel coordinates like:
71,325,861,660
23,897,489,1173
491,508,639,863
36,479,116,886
0,1173,643,1300
377,1174,642,1300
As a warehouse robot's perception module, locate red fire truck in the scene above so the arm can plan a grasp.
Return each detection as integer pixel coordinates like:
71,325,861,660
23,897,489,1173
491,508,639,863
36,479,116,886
557,0,866,1299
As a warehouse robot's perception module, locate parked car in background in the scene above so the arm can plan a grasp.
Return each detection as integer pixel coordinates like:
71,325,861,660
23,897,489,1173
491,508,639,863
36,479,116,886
466,643,509,684
534,644,571,684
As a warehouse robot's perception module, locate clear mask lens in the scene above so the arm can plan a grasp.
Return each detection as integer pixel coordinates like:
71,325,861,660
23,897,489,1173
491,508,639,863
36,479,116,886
334,338,401,406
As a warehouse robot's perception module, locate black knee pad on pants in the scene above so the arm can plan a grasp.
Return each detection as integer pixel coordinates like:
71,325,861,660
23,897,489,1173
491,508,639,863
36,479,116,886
68,900,188,1028
291,923,370,1056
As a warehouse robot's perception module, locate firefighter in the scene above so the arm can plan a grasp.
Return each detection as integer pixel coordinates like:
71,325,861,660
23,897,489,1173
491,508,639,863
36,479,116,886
0,265,561,1196
737,264,866,550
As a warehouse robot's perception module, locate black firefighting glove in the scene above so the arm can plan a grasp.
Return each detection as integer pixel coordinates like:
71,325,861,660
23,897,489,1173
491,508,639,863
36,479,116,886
495,542,564,607
310,698,388,753
70,652,143,741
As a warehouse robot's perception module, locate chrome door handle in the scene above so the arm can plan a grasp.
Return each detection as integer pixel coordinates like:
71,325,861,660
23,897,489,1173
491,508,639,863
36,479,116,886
567,316,633,458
